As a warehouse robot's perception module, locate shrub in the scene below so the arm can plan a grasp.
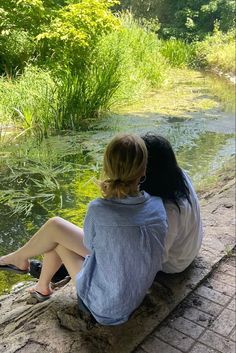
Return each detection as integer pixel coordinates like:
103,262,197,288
196,28,236,74
37,0,120,72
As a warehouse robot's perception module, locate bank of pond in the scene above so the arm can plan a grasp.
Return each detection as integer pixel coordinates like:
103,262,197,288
0,10,235,137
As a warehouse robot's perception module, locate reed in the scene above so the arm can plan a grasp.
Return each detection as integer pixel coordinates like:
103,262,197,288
0,66,55,138
159,39,196,68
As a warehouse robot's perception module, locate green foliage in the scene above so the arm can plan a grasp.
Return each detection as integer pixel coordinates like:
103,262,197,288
0,65,56,136
159,39,196,68
37,0,120,71
0,0,126,135
0,0,47,33
118,0,236,41
107,12,167,106
0,11,169,136
0,0,51,74
0,0,119,74
195,28,236,74
2,1,234,137
0,29,35,75
55,49,122,130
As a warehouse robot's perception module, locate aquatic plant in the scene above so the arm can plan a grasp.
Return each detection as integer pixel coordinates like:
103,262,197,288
0,158,71,216
55,49,122,130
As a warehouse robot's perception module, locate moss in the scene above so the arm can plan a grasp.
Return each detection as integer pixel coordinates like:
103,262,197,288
116,68,219,117
58,169,101,227
0,272,31,295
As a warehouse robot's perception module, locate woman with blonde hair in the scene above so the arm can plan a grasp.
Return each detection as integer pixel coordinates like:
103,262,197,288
0,134,167,325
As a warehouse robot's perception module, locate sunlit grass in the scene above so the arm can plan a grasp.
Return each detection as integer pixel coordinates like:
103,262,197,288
0,66,55,137
196,28,236,74
0,13,169,136
159,39,196,68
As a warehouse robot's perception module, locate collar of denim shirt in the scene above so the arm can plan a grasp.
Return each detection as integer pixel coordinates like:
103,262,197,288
107,191,150,205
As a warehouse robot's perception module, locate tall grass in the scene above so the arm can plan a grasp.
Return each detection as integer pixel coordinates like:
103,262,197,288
100,13,167,107
195,28,236,74
159,39,196,68
0,66,55,138
55,44,122,130
55,12,168,128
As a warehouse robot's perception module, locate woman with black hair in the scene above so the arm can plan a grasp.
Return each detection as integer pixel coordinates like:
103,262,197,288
140,133,203,273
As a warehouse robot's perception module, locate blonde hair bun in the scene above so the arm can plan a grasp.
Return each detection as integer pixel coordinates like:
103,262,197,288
100,133,147,198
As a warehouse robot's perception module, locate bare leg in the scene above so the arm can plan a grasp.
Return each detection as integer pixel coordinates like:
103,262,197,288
55,244,84,283
30,250,63,295
30,245,84,295
0,217,90,271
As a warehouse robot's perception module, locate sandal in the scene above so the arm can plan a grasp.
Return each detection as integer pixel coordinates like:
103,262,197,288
28,288,52,303
0,263,28,275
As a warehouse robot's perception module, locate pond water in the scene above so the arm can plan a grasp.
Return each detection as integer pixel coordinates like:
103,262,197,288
0,71,235,292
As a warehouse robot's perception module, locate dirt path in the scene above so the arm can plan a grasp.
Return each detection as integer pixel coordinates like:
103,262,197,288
0,169,235,353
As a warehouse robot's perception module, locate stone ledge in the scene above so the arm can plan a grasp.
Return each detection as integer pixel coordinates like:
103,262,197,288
0,180,235,353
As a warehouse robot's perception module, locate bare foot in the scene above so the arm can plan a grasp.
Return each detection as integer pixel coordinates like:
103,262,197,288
0,254,29,271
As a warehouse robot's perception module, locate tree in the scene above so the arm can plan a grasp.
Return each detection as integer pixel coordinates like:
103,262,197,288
117,0,236,41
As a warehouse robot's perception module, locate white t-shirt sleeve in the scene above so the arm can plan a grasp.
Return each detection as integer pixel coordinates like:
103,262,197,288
163,205,179,259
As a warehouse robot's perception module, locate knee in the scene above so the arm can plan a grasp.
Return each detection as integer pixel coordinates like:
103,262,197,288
47,216,63,227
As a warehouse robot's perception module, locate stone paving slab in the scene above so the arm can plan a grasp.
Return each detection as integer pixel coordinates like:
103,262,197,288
134,255,236,353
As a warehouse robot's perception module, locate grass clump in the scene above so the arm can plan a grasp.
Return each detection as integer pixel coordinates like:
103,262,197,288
99,13,167,108
54,12,168,128
159,39,196,68
0,66,55,137
196,27,236,74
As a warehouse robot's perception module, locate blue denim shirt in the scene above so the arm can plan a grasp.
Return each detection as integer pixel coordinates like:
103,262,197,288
76,191,167,325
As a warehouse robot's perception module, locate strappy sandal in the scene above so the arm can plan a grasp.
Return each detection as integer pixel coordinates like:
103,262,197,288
27,287,52,304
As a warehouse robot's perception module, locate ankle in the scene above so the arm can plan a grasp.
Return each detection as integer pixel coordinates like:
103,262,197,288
36,281,53,295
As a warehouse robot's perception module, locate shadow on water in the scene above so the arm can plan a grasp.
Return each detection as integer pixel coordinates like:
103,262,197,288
0,72,235,293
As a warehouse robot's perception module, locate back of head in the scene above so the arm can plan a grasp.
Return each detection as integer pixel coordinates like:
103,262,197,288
140,133,190,208
101,133,147,199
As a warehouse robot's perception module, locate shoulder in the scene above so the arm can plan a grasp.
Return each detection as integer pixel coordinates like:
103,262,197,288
181,170,199,202
86,198,107,214
181,169,193,184
145,192,165,209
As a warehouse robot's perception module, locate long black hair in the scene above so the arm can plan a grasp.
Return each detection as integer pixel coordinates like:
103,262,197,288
140,133,191,210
